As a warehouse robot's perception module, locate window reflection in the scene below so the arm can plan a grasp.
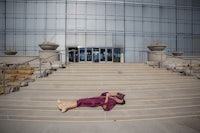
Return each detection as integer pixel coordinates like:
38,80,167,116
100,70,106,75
80,48,85,61
100,49,106,61
93,48,99,62
68,47,122,63
87,48,92,61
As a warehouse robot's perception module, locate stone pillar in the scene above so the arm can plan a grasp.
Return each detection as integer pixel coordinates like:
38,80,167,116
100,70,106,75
148,51,167,62
120,53,124,63
39,50,59,62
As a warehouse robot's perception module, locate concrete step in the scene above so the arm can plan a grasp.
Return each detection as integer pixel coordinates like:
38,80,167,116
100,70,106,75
50,72,182,77
0,105,199,122
28,80,200,86
57,66,168,70
1,93,200,104
19,76,198,90
26,79,200,89
63,67,158,71
36,76,198,82
1,88,200,100
53,69,177,72
44,74,184,81
22,86,199,94
0,97,200,110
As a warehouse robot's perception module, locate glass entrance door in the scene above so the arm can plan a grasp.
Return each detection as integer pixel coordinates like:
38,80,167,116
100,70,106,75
68,47,78,62
87,48,92,62
107,48,113,62
69,51,75,62
79,48,85,62
73,47,120,62
113,48,121,62
100,48,106,62
93,48,99,62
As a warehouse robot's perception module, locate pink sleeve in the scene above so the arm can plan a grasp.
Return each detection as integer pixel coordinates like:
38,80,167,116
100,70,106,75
102,99,116,111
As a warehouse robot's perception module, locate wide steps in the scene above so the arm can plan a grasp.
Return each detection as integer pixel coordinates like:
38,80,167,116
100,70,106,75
0,63,200,122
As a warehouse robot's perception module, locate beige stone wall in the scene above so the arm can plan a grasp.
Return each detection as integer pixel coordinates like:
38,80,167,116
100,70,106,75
0,51,59,63
39,50,59,62
0,56,39,64
148,51,167,62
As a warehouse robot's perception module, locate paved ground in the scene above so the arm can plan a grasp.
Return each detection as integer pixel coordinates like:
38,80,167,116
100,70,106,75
1,116,200,133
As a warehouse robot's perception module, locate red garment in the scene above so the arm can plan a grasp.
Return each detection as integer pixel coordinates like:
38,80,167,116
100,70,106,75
77,92,125,111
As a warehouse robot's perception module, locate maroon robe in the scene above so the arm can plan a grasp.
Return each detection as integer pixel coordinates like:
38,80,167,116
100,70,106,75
77,92,125,111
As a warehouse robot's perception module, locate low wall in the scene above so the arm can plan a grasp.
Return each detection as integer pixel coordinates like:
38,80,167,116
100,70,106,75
39,50,59,62
148,51,167,62
166,56,200,64
0,50,60,65
0,56,39,64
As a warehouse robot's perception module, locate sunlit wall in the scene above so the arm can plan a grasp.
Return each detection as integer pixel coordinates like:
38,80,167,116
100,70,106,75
0,0,200,62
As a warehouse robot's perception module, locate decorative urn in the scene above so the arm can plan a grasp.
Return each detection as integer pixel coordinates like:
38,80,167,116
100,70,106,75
39,42,59,50
4,50,17,55
172,50,183,56
147,43,166,51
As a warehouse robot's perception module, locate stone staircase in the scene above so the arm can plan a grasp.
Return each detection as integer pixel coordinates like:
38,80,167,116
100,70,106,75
0,63,200,122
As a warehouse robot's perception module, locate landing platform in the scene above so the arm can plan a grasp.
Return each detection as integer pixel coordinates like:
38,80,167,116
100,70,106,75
1,117,200,133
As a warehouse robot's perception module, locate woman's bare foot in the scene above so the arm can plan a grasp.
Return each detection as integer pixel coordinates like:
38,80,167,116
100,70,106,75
57,99,68,113
57,104,67,113
57,99,62,105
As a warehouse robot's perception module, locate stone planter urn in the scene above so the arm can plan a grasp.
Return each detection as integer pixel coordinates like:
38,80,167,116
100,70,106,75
147,43,166,51
39,42,59,50
147,43,167,63
172,50,183,56
4,50,17,55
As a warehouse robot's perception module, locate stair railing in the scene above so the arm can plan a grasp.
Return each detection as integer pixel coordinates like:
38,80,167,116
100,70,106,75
139,51,167,68
174,56,200,76
0,57,40,94
139,51,200,76
0,51,66,94
39,52,65,77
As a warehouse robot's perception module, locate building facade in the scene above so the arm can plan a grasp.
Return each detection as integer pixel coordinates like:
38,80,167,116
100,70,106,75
0,0,200,63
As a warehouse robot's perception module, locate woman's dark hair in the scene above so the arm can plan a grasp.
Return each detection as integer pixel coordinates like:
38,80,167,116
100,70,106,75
119,99,126,105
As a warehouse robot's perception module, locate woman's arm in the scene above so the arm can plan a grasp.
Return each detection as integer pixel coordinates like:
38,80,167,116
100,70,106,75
102,93,110,109
103,92,117,104
105,92,110,103
109,93,118,97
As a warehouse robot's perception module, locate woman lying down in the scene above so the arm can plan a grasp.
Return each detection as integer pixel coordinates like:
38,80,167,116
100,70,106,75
57,92,126,112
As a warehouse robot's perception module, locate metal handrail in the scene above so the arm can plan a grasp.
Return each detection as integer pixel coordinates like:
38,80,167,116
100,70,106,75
139,51,200,74
173,56,200,76
0,51,66,94
0,57,40,94
175,56,200,61
139,50,167,68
